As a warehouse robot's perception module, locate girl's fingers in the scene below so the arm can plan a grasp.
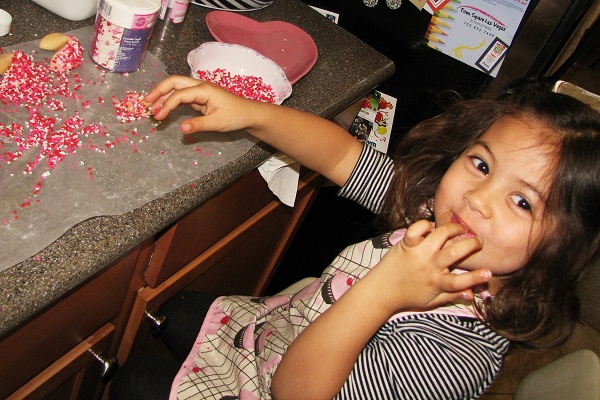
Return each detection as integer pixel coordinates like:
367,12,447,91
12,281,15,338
439,268,492,295
425,222,469,248
434,235,482,268
403,220,435,247
180,116,208,134
425,223,483,266
146,75,200,102
146,76,204,118
148,91,174,116
151,86,212,121
405,221,481,264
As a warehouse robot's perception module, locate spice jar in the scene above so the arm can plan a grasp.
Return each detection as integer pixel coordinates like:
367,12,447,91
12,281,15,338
153,0,190,44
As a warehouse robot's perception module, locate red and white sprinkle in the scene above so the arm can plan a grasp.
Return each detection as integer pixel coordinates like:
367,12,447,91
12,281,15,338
50,35,83,73
0,51,52,106
112,91,151,123
196,68,277,103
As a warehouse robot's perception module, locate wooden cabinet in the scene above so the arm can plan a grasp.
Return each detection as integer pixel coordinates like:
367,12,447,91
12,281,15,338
6,324,115,400
0,246,149,399
143,168,276,288
118,168,322,362
0,168,322,399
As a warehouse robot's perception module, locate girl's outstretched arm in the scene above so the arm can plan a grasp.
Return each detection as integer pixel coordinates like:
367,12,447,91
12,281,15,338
145,76,363,187
271,221,492,400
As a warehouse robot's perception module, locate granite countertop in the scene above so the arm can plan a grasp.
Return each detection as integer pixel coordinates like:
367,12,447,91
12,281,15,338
0,0,394,339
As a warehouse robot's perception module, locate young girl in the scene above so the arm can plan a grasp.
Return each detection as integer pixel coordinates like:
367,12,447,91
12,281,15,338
110,78,600,400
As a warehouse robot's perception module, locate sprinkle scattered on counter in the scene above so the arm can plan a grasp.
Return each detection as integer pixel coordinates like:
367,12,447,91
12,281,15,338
112,91,151,123
0,51,52,106
0,36,213,226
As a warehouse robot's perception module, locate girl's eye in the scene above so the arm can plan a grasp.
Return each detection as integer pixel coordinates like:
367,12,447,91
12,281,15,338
470,156,489,175
510,194,532,212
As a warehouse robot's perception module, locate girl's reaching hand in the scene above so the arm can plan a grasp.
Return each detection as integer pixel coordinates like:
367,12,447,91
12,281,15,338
363,220,490,315
145,75,202,115
143,76,364,188
145,75,261,134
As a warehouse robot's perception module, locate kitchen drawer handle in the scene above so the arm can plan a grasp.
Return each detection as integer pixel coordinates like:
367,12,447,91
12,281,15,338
88,348,119,381
145,310,168,335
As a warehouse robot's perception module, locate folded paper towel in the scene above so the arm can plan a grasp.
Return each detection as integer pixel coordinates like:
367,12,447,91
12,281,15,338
258,152,300,207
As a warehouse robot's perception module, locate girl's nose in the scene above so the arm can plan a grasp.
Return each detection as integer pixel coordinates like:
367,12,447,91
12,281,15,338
465,186,493,218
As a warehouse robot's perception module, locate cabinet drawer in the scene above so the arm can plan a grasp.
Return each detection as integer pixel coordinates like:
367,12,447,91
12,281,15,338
117,170,321,362
7,323,115,400
182,207,294,295
144,169,276,287
0,249,139,398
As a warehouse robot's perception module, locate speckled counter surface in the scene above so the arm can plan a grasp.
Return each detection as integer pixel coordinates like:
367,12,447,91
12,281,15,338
0,0,394,339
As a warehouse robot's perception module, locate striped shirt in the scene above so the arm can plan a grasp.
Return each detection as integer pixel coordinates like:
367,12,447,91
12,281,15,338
337,314,509,399
338,144,395,214
335,144,510,400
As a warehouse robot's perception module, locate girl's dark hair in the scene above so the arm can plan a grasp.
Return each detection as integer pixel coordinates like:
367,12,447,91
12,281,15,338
379,81,600,349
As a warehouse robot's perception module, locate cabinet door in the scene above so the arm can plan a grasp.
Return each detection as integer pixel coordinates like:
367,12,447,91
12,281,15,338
6,323,115,400
144,169,275,287
0,248,140,398
117,170,322,361
183,171,323,296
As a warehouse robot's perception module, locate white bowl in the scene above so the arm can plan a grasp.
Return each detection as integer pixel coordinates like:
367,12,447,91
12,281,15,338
187,42,292,105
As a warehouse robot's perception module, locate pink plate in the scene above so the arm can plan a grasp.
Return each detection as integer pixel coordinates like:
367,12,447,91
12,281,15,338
206,11,318,85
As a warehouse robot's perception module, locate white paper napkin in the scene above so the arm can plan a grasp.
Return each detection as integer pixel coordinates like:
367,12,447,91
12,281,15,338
258,152,300,207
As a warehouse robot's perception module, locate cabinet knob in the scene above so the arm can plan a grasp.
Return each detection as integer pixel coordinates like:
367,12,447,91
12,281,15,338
88,348,119,381
144,310,168,335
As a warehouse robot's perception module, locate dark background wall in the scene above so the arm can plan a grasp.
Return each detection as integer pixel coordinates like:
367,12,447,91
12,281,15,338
303,0,494,150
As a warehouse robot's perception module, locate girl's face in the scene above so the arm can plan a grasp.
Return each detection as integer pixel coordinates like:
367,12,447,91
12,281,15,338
434,116,557,275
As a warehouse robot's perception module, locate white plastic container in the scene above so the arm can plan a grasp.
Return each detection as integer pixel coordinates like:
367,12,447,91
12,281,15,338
30,0,98,21
0,9,11,36
90,0,161,72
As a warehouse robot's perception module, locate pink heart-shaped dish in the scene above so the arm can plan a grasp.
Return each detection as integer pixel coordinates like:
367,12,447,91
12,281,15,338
206,11,318,85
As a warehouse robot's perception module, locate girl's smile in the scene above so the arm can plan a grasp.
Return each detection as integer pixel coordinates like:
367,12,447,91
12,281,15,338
434,116,557,275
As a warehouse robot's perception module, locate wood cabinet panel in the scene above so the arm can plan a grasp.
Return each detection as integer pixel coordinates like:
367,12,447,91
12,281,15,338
6,323,115,400
145,169,276,288
182,201,294,296
184,172,322,296
0,249,139,398
117,170,322,362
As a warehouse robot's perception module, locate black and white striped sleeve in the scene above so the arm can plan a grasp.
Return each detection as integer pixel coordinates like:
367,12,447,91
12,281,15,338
337,144,395,214
335,314,510,400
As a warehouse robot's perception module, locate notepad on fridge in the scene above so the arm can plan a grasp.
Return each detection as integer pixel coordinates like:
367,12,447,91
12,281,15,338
423,0,530,77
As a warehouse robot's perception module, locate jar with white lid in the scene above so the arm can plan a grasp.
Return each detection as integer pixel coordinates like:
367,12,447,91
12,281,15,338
90,0,161,73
